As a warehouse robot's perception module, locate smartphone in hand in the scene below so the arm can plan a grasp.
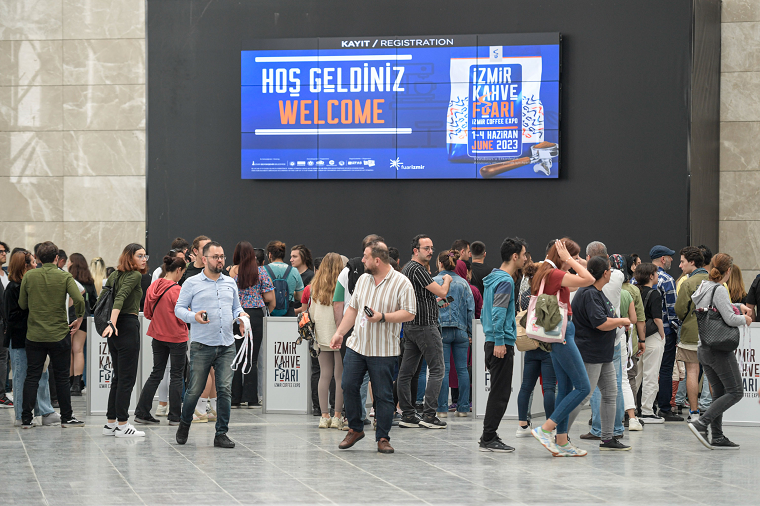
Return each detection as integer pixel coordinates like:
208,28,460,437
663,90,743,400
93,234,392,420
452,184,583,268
363,306,374,317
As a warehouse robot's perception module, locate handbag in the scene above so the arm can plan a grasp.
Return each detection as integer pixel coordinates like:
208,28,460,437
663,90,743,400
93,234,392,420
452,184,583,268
525,277,568,344
93,272,123,335
695,285,741,351
515,309,539,352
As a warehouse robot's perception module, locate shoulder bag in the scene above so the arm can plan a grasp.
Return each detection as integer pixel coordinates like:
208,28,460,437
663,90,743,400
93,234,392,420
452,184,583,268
695,285,741,351
642,288,659,337
525,276,568,344
93,272,123,335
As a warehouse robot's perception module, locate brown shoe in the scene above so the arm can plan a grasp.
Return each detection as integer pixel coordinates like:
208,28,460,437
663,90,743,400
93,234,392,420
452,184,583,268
339,429,365,449
377,438,394,454
579,432,601,440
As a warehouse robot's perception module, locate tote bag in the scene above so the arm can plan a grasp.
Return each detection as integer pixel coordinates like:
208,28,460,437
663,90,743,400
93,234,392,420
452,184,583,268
525,277,568,344
695,285,740,352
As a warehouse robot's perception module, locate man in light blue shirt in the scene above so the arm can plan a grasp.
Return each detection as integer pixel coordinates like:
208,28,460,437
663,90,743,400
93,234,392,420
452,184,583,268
174,241,248,448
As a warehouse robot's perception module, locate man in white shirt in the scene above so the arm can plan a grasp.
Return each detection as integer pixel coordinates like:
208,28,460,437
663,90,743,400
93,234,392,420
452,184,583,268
0,241,9,288
330,241,416,454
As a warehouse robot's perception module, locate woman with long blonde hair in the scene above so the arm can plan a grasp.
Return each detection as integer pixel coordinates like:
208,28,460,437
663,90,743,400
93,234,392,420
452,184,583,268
727,264,747,304
310,252,345,429
90,256,107,294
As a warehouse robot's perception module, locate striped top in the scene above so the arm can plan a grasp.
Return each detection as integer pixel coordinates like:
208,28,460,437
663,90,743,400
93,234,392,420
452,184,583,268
347,268,417,357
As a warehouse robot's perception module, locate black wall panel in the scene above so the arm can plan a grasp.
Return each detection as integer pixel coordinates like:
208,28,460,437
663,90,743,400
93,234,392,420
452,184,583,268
147,0,713,267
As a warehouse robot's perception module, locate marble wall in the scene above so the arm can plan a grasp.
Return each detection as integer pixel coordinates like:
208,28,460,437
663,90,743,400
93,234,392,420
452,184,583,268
0,0,146,268
721,0,760,282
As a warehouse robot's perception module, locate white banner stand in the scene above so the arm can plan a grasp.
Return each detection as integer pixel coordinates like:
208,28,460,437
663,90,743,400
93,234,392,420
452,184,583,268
472,319,544,420
86,316,141,416
262,316,311,414
724,322,760,426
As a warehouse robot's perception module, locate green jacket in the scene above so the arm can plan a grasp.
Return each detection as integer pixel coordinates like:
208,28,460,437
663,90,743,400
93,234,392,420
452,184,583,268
19,263,85,342
675,269,709,346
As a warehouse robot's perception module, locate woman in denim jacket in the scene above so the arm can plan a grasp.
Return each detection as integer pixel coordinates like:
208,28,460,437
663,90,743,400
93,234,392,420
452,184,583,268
434,251,475,417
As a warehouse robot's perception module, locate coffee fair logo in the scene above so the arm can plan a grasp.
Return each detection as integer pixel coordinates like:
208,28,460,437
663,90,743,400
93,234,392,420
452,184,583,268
736,346,759,398
99,339,112,388
274,341,300,387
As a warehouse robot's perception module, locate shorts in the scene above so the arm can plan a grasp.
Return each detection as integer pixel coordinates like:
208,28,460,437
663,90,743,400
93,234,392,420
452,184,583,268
676,346,699,364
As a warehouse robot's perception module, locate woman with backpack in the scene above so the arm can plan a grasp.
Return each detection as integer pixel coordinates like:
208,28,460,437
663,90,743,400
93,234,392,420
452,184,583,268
229,241,275,408
66,253,98,396
309,253,345,429
99,243,149,438
3,251,59,426
134,254,188,425
529,239,595,457
688,253,751,449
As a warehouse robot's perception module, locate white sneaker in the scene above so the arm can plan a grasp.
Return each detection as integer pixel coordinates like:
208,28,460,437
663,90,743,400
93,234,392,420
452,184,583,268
206,405,217,422
628,418,644,431
103,424,117,436
531,427,558,455
42,412,61,426
114,423,145,438
515,423,533,438
687,412,700,423
341,417,349,431
456,412,469,417
329,416,343,429
155,404,169,417
318,416,330,429
554,441,588,457
438,412,448,418
192,410,208,423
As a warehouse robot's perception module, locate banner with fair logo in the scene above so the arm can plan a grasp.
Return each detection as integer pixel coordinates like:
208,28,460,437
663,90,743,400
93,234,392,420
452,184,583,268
263,317,311,414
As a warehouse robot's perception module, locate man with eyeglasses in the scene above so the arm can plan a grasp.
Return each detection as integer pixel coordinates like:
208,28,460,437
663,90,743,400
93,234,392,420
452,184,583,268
174,241,248,448
397,234,452,429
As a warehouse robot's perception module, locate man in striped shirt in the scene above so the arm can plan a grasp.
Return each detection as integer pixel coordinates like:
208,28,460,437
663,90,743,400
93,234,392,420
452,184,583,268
330,241,416,454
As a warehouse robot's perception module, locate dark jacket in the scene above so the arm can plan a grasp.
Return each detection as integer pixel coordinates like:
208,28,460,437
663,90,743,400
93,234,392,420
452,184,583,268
2,281,29,349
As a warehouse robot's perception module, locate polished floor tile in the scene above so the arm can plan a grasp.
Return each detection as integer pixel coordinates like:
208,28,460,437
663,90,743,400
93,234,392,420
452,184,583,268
1,398,758,505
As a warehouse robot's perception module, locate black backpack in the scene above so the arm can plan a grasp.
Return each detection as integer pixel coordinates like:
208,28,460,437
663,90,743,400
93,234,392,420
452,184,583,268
93,272,123,335
345,257,364,295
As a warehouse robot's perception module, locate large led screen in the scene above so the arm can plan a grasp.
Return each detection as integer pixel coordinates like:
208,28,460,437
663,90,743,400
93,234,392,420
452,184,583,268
241,33,560,179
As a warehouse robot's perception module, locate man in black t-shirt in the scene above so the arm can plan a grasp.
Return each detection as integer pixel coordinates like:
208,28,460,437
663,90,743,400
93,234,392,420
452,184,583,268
398,235,452,429
745,273,760,321
469,241,490,296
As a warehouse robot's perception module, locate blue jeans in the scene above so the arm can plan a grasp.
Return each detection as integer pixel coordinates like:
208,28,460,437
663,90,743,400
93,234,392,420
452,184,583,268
590,340,624,437
437,327,470,413
518,348,556,421
180,342,235,436
675,377,688,405
9,343,55,421
342,348,396,441
548,322,590,434
675,367,713,411
657,330,678,413
417,359,427,404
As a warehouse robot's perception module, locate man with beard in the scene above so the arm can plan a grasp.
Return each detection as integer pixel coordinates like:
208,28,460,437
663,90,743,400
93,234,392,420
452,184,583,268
397,235,452,429
330,241,416,454
174,241,249,448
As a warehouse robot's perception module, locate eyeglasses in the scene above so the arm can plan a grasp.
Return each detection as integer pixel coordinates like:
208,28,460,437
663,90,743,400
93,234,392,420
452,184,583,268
418,246,434,252
0,250,6,254
206,255,226,261
137,254,149,260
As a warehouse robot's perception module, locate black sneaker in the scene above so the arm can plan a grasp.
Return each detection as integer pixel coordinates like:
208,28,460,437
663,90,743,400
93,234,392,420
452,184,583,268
640,414,664,424
687,421,712,449
599,438,631,451
419,414,446,429
21,420,34,429
134,414,161,425
662,412,684,422
214,434,235,448
176,421,191,445
399,414,421,428
61,417,85,428
479,436,515,453
711,436,740,450
0,396,14,408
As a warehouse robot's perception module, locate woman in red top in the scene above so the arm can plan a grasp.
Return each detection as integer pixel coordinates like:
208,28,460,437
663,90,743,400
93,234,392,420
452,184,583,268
529,239,595,457
134,255,188,425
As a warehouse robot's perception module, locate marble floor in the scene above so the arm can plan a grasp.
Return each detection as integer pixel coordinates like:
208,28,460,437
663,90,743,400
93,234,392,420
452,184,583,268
1,398,758,506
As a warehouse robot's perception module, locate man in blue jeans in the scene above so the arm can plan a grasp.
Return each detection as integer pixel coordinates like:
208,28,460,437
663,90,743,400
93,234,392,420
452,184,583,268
650,245,683,422
330,241,416,454
174,241,248,448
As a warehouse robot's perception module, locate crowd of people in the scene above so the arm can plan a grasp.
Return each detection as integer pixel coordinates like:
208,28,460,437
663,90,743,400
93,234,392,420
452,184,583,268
0,234,755,455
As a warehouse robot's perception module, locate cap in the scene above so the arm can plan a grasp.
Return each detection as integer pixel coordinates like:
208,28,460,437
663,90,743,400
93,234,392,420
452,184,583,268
649,245,675,260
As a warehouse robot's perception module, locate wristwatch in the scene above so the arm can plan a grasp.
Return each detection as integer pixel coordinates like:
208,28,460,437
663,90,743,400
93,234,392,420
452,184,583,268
380,313,386,323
